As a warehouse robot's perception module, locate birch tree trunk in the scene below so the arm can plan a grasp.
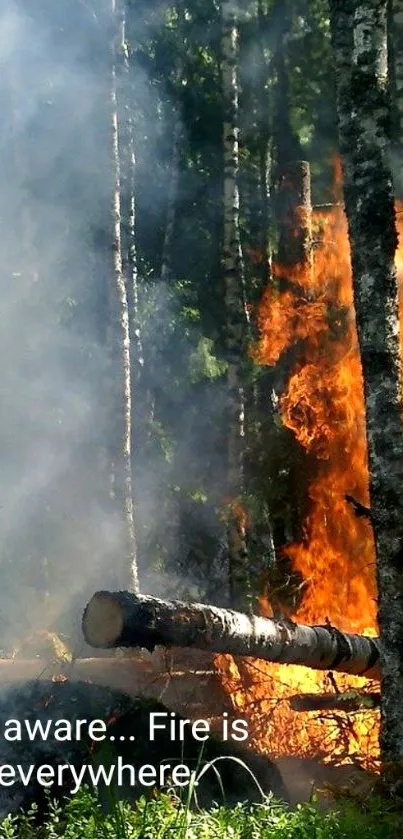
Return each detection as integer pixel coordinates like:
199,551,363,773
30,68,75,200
329,0,403,798
256,0,272,290
110,0,139,593
82,590,381,681
115,0,144,570
221,0,250,610
118,7,144,380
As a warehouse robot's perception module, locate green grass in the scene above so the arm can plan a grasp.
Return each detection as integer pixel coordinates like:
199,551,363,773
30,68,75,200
0,750,399,838
0,789,400,839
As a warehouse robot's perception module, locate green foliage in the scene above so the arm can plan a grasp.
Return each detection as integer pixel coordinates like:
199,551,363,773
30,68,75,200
0,788,400,839
189,338,228,383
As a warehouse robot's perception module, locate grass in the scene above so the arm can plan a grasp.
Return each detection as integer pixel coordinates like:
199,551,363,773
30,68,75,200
0,787,400,839
0,749,400,838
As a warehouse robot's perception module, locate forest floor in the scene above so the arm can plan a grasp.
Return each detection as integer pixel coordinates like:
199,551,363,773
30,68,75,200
0,786,400,839
0,676,393,836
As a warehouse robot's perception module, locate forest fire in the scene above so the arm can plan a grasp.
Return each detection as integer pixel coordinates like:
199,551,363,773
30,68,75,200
215,173,403,771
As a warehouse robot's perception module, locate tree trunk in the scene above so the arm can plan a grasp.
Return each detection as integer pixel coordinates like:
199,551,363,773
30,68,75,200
82,590,381,680
117,3,144,380
272,0,303,167
275,161,313,278
110,0,139,593
221,0,250,610
256,0,272,291
115,0,144,578
329,0,403,798
267,160,314,603
272,1,313,278
388,0,403,194
269,0,313,563
238,0,272,295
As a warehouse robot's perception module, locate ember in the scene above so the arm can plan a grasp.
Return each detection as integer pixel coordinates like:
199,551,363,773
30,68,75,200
215,168,403,771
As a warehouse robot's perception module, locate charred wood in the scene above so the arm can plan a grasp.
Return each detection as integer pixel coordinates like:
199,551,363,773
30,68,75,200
289,690,380,713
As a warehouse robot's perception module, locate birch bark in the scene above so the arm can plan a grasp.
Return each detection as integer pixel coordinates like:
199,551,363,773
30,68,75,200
221,0,250,610
110,0,139,593
329,0,403,797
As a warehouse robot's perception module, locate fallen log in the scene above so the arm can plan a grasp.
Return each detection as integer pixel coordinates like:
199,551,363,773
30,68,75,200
82,591,381,680
289,691,381,713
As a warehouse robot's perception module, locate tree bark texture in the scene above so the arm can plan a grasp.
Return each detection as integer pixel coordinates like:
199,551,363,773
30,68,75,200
221,0,250,610
272,0,303,167
117,2,144,379
82,590,381,680
256,0,272,291
329,0,403,798
275,161,313,275
388,0,403,194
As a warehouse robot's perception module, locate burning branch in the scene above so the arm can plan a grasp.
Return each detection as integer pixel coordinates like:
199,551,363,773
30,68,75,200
82,591,381,680
345,494,372,522
289,690,380,713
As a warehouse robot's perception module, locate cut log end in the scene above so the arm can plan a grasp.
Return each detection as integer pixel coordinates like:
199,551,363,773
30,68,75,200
82,591,124,648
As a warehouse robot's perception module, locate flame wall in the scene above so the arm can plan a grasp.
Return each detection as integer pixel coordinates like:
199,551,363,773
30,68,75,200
216,190,403,770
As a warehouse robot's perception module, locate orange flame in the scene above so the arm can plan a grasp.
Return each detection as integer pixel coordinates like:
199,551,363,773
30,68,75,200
216,166,403,770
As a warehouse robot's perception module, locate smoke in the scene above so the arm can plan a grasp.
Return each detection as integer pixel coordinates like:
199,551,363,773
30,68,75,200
0,0,128,649
0,0,231,654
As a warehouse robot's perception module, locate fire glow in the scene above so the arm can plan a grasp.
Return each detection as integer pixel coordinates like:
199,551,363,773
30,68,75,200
215,171,403,770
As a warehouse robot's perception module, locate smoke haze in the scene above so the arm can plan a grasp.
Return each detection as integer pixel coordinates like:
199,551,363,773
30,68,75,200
0,0,230,655
0,0,128,650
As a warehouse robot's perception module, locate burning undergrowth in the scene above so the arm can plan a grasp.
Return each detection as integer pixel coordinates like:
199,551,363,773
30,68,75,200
215,173,403,772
